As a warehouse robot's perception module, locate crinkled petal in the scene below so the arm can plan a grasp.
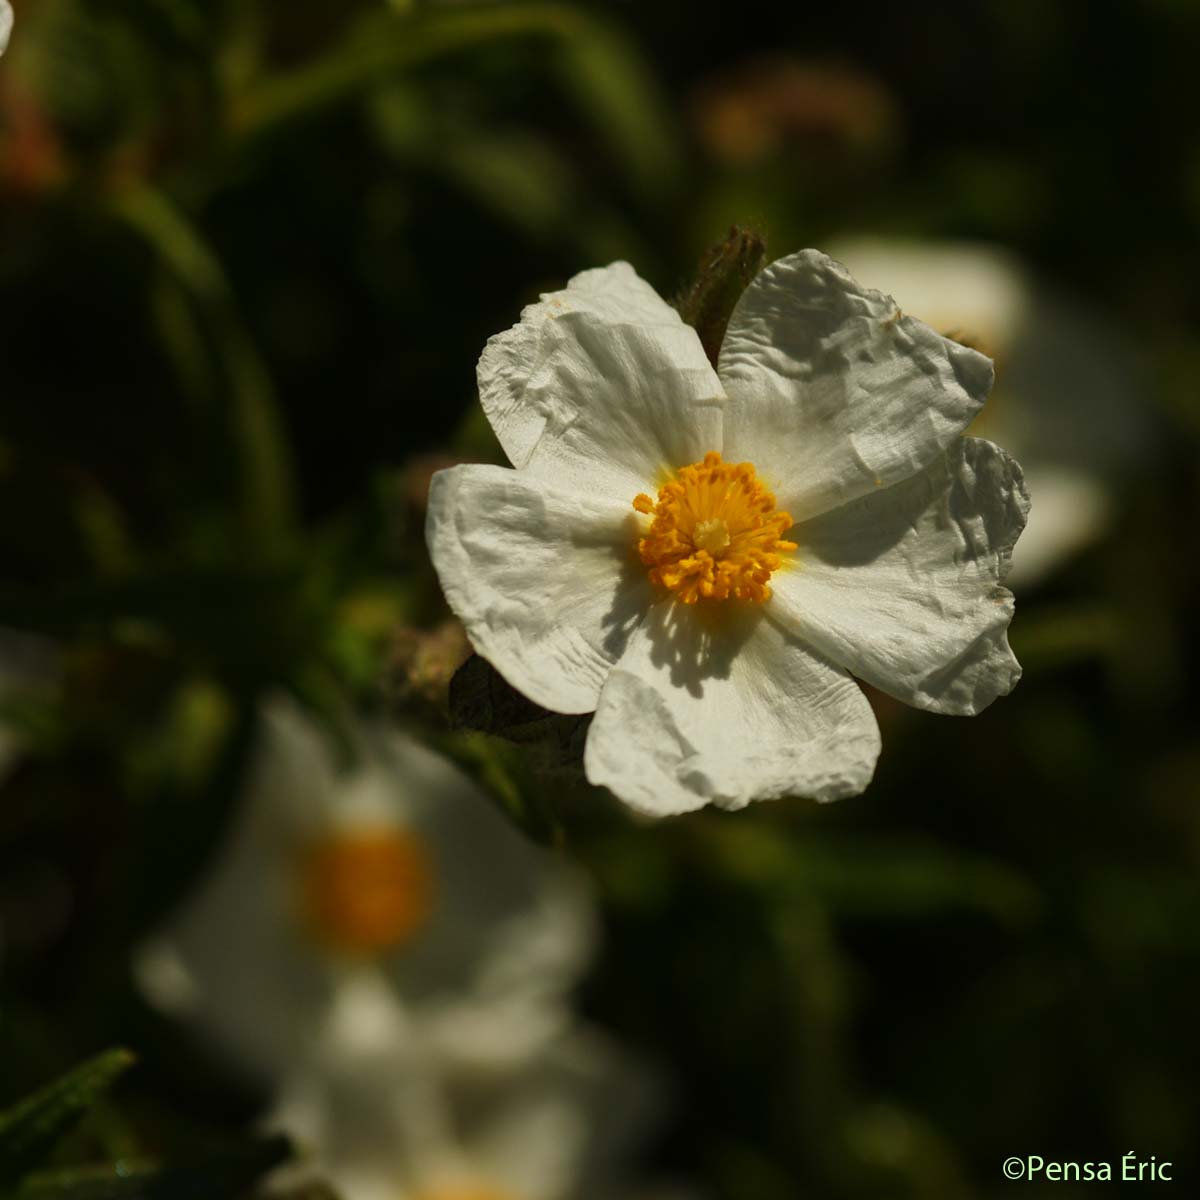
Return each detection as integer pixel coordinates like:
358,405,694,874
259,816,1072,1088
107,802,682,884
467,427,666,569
584,603,880,815
718,249,994,520
427,463,650,713
0,3,11,56
478,262,725,503
770,437,1028,715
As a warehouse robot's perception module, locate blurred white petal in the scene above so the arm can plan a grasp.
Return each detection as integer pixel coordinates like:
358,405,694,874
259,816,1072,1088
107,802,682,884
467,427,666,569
137,696,596,1081
825,237,1028,355
1008,466,1109,585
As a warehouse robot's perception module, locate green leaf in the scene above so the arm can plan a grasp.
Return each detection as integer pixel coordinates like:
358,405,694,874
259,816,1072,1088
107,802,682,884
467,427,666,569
233,0,679,208
109,186,296,547
698,822,1040,928
675,226,768,368
443,654,586,845
0,1050,135,1191
441,731,564,849
1008,603,1120,669
551,17,681,202
448,654,589,766
232,4,587,137
16,1135,292,1200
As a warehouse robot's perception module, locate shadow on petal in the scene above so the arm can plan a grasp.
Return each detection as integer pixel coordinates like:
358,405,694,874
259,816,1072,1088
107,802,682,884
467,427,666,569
640,599,764,698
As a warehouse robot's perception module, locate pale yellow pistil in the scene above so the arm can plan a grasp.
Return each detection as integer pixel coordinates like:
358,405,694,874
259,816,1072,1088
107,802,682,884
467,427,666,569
633,451,797,605
693,517,731,556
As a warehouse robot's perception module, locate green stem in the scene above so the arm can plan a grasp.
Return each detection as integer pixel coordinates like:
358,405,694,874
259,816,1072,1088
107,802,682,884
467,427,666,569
231,3,585,140
110,185,296,543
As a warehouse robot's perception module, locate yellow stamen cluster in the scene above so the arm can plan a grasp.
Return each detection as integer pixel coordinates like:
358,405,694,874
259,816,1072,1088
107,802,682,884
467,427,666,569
299,828,434,956
632,452,797,605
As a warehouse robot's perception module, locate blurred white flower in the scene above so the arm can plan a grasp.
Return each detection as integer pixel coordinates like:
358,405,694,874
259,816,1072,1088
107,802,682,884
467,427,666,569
137,696,595,1084
827,237,1150,584
270,990,653,1200
0,2,12,56
427,250,1027,816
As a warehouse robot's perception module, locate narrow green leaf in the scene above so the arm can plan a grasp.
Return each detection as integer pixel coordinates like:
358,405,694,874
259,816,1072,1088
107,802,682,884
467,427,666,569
443,654,580,845
441,731,564,849
232,4,586,138
16,1135,292,1200
109,186,296,546
552,17,681,201
0,1050,135,1190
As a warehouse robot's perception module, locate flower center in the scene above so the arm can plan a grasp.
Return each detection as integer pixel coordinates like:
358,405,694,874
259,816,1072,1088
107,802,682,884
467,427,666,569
632,452,797,605
299,828,435,956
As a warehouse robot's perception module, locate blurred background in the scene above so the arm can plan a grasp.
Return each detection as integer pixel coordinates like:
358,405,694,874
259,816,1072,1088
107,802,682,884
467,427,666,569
2,1,1199,1197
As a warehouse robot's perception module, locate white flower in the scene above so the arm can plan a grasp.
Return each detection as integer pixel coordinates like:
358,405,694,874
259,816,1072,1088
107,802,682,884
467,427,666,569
426,250,1028,816
0,2,11,56
136,696,595,1084
270,997,652,1200
827,237,1149,584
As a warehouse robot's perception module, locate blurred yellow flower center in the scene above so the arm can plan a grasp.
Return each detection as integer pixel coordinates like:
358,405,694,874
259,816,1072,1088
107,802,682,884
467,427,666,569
632,452,797,604
300,828,434,955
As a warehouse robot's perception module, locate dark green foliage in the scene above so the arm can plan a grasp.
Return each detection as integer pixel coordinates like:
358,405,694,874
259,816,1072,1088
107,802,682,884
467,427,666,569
448,653,590,768
2,2,1200,1198
0,1051,136,1192
16,1137,291,1200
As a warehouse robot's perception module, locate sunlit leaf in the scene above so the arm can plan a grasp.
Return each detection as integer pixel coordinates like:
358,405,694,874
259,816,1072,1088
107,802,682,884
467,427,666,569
0,1049,135,1191
17,1134,291,1200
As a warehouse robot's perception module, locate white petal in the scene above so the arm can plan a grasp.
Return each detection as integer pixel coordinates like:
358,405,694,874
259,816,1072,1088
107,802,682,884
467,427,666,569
473,1084,588,1200
427,462,650,713
0,3,12,56
366,724,597,1023
718,249,994,520
1005,465,1108,587
478,262,725,503
771,437,1028,715
584,603,880,815
466,1028,652,1200
138,699,597,1082
825,237,1029,357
